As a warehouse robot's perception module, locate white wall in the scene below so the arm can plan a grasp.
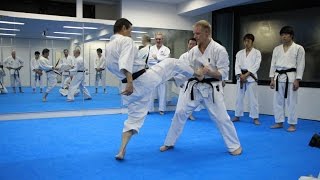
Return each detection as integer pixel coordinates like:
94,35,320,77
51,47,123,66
223,84,320,121
121,0,211,30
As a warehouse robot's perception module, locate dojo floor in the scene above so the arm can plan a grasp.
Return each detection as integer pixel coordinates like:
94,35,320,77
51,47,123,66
0,87,319,179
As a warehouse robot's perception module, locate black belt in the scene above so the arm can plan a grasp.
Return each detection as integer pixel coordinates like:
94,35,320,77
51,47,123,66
184,77,220,103
239,70,258,89
121,69,146,83
0,80,4,89
275,68,296,98
77,71,85,72
46,70,53,73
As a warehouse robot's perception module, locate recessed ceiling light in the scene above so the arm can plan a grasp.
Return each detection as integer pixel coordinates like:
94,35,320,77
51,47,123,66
0,28,20,31
132,30,147,34
0,21,24,25
63,26,98,30
99,38,110,41
53,32,82,35
0,33,16,36
46,36,70,39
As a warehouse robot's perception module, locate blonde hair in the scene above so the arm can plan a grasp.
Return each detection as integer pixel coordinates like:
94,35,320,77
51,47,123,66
155,32,164,39
194,20,212,35
142,35,151,43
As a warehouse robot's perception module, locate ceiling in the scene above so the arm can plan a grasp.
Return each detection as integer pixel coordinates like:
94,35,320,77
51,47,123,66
0,0,269,41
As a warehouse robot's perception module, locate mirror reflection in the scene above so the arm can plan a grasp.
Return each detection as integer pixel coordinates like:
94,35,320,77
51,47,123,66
0,15,193,114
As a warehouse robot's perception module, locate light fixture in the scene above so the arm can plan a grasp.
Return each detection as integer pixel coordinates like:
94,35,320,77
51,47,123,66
134,40,142,43
132,30,147,34
46,36,70,39
0,21,24,25
53,32,82,35
99,38,110,41
63,26,98,30
0,33,16,36
0,28,20,31
136,36,154,39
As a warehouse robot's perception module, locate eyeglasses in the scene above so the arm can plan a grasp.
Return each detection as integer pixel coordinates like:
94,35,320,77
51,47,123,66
155,38,162,40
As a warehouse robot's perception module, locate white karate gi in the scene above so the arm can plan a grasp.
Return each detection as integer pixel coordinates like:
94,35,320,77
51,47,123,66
269,42,305,125
67,56,91,101
3,56,24,88
162,39,241,152
94,55,107,89
106,34,194,133
38,56,57,93
234,48,261,119
59,55,74,87
0,61,8,94
30,58,44,89
148,44,171,112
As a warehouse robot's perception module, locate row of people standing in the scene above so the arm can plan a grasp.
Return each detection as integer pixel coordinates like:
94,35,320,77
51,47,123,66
231,26,305,133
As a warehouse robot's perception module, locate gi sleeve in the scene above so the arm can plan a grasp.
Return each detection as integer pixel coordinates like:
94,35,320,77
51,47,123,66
216,48,230,81
234,51,241,76
269,47,277,78
119,37,135,74
295,45,305,80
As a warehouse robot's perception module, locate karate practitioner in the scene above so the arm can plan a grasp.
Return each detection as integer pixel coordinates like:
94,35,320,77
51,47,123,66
138,35,152,69
38,48,58,102
59,49,74,88
177,37,198,120
94,48,107,94
3,50,24,93
0,61,8,94
269,26,305,132
106,18,201,160
232,34,261,125
30,51,44,93
160,20,242,156
148,32,171,115
67,49,92,102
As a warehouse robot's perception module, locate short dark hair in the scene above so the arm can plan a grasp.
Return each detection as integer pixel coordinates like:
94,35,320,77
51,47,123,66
113,18,132,34
188,38,197,44
35,51,40,55
42,48,50,55
97,48,102,53
243,33,255,42
280,26,294,38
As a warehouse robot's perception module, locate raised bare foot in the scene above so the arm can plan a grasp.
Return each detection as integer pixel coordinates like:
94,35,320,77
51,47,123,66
188,114,196,121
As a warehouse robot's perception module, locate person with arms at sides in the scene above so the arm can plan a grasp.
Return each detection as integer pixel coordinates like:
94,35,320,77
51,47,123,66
94,48,107,94
67,49,92,102
147,32,171,115
58,49,74,88
38,48,59,102
0,60,8,94
3,50,24,93
106,18,203,160
30,51,44,93
232,34,261,125
159,20,242,156
269,26,305,132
